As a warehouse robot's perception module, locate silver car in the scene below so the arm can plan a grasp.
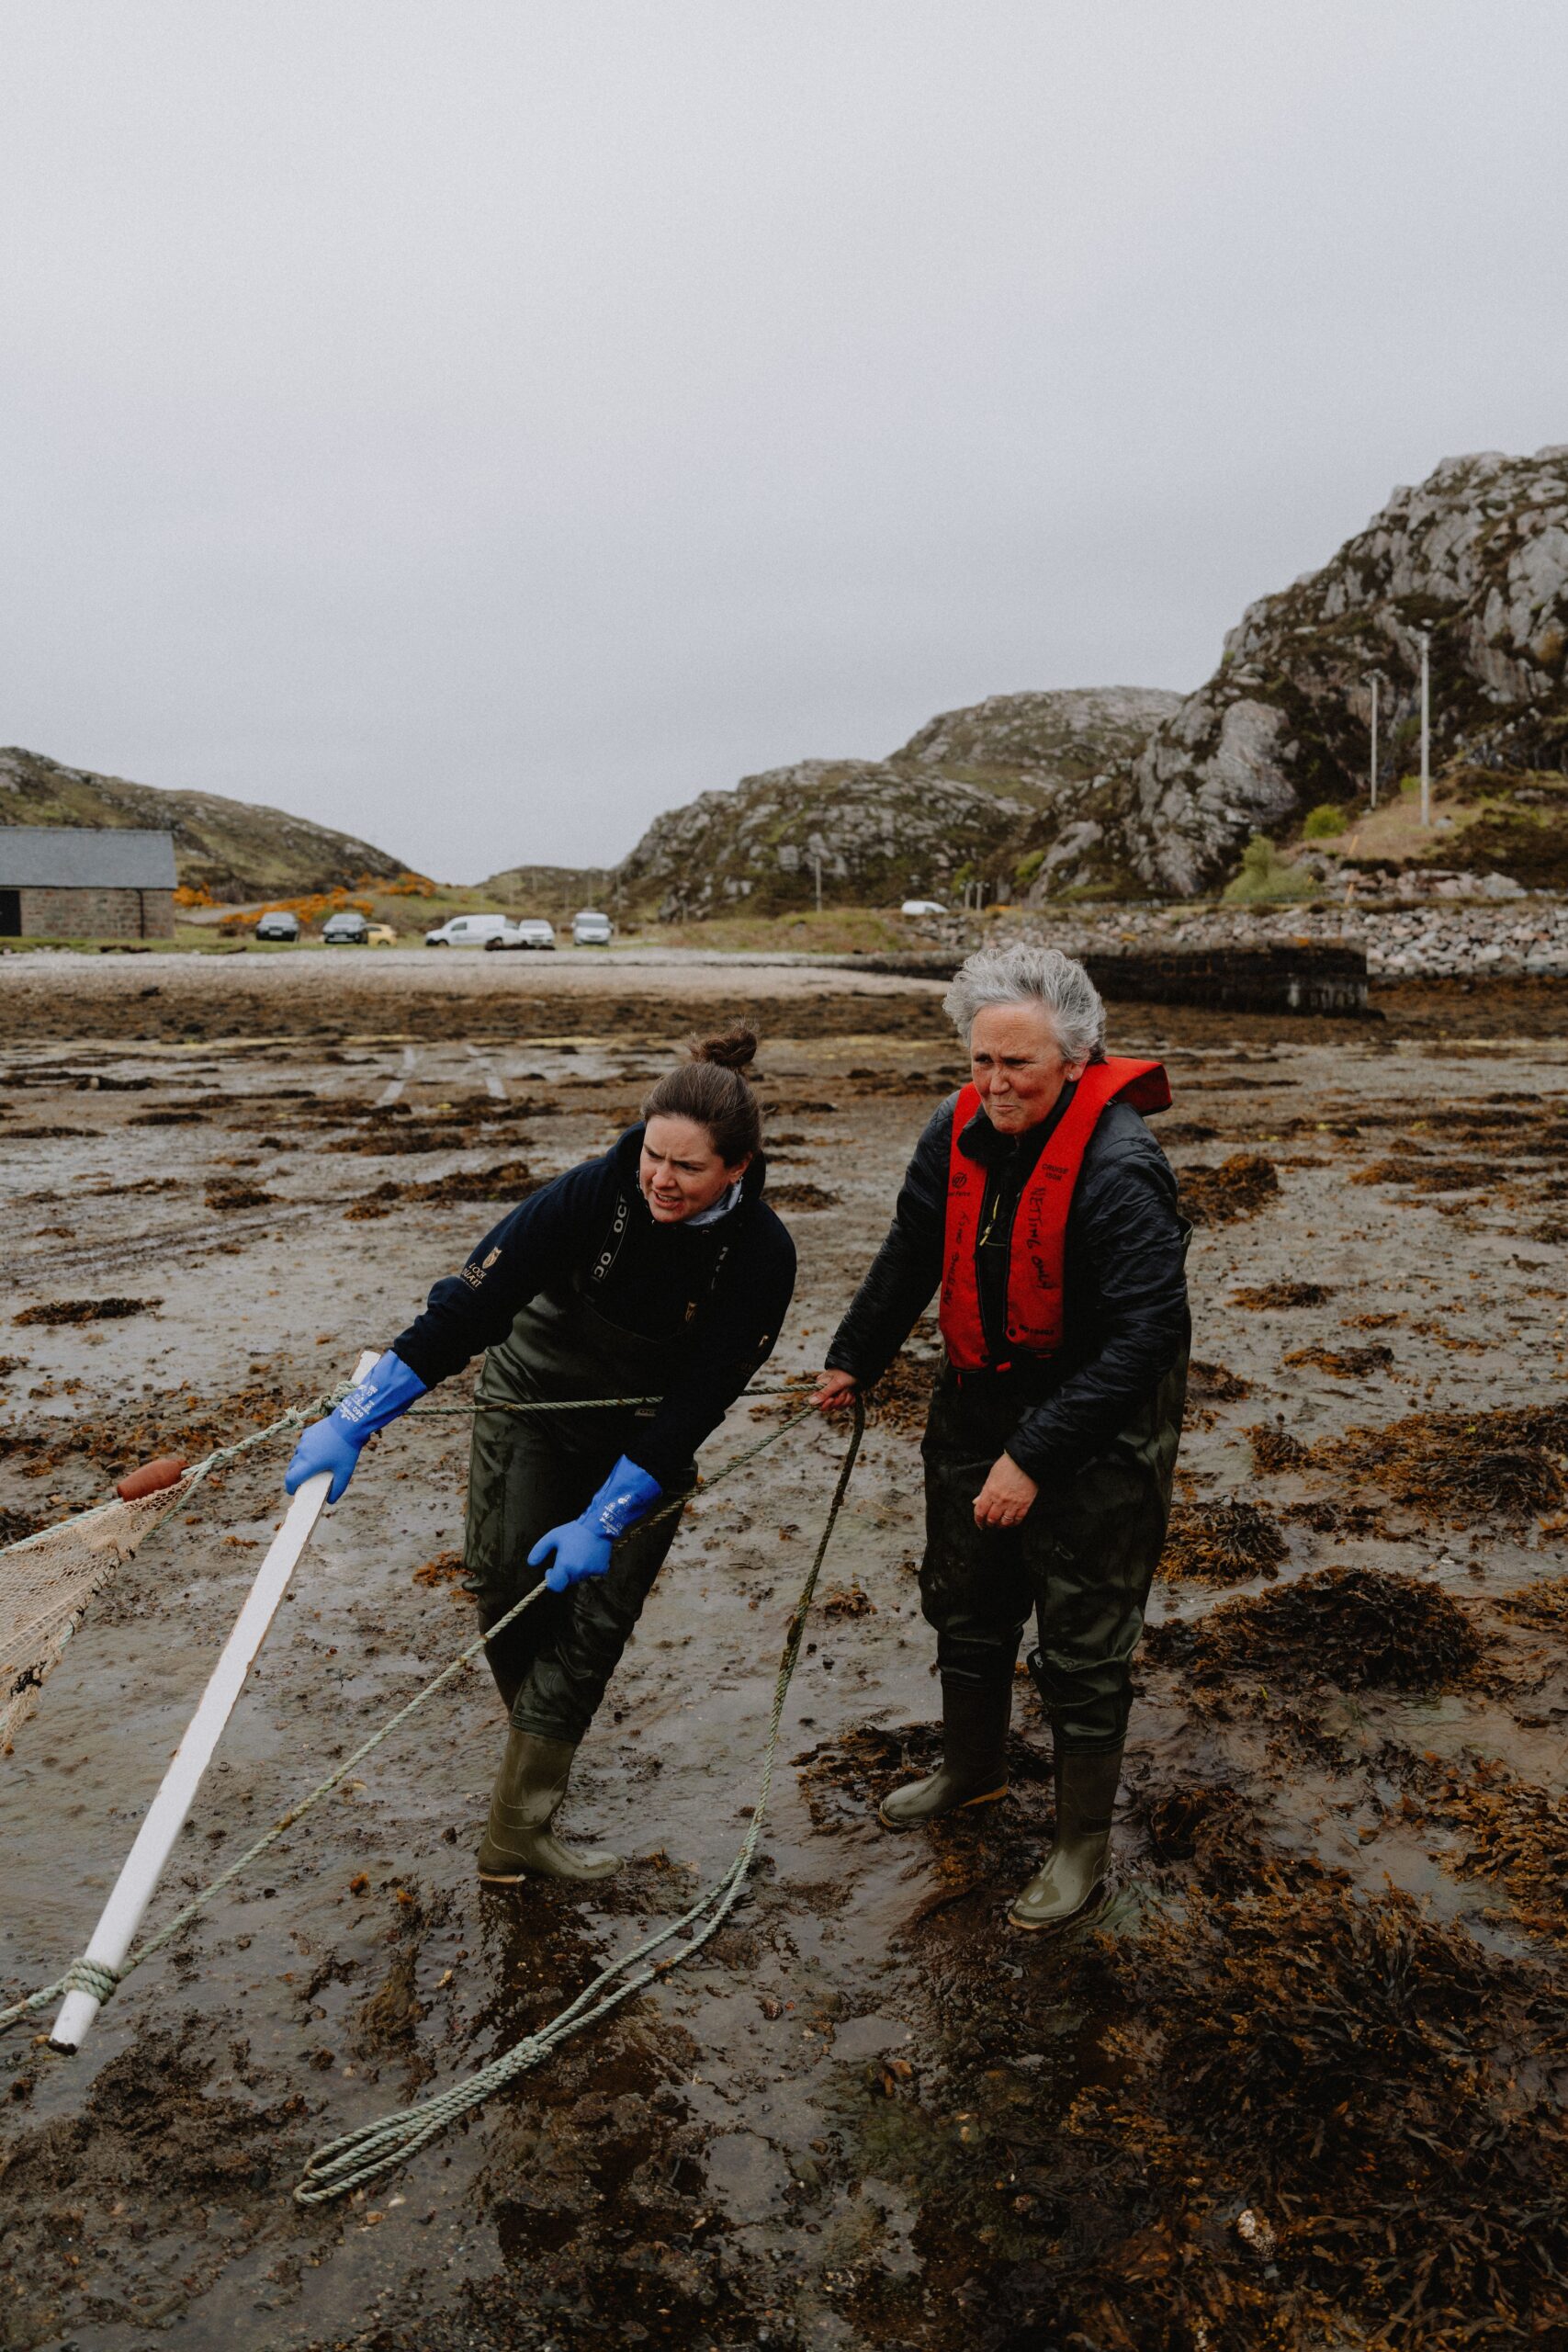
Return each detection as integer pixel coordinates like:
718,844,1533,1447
490,918,556,952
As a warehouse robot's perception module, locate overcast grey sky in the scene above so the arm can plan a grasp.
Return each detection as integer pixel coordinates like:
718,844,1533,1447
5,3,1564,881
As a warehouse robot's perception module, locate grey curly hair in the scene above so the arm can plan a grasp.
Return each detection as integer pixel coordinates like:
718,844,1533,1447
942,944,1106,1066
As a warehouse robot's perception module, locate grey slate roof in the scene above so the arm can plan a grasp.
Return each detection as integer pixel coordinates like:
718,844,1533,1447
0,826,177,888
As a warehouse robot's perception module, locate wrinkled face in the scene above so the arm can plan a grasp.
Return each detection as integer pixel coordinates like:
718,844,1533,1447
968,1001,1087,1134
640,1114,750,1223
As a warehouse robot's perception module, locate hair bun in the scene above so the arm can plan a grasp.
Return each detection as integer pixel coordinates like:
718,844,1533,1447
690,1026,758,1076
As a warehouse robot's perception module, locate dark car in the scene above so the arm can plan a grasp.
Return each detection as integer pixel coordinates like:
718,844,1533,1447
321,912,369,946
254,910,301,943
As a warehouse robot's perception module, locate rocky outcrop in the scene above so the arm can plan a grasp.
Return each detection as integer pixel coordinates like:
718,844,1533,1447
1129,448,1568,894
617,688,1179,918
0,746,406,899
617,451,1568,912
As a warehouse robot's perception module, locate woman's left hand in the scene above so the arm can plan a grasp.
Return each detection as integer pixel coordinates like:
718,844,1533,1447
973,1453,1039,1530
528,1521,614,1593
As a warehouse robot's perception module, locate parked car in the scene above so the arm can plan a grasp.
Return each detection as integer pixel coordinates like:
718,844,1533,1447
321,911,369,945
365,922,398,946
571,909,613,946
900,899,948,917
254,910,300,943
489,918,556,952
424,913,515,948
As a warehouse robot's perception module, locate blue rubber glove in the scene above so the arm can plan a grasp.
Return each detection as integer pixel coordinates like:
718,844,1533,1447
284,1350,427,1502
528,1455,663,1595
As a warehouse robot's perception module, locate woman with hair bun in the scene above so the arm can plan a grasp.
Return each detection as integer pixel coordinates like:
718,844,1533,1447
285,1026,795,1883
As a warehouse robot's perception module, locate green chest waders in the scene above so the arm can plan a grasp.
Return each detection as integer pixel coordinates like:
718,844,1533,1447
463,1281,696,1744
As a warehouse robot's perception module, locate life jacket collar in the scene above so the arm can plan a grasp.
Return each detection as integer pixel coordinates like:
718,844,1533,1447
938,1057,1171,1374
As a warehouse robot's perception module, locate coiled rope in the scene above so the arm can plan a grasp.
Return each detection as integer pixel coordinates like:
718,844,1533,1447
0,1385,860,2148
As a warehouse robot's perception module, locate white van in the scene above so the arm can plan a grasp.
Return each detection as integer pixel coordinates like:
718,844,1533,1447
572,910,613,946
424,914,515,949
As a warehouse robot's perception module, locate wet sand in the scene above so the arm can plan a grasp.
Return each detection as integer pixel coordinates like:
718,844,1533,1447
1,956,1565,2349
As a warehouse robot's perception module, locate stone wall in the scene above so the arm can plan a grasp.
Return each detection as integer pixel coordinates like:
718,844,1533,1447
856,942,1370,1016
12,886,176,939
1083,944,1368,1015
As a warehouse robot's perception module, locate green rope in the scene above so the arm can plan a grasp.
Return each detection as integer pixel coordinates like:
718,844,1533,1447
406,1384,804,1419
0,1395,852,2043
0,1377,808,1569
295,1392,864,2204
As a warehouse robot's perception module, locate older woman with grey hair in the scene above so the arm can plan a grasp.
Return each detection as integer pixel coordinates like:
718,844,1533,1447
814,944,1188,1930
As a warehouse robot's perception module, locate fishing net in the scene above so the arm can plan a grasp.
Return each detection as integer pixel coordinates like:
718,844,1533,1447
0,1482,192,1752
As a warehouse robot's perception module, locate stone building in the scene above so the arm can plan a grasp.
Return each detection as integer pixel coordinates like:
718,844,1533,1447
0,827,177,939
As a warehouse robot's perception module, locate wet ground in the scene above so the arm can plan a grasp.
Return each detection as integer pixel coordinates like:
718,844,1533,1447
1,956,1565,2350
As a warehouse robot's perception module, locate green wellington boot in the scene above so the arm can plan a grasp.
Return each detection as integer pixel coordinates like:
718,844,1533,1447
878,1679,1011,1828
1008,1743,1122,1931
476,1728,623,1884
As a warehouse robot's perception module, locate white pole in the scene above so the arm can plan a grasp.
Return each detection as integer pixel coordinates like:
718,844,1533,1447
1369,674,1380,809
1419,634,1431,828
49,1349,378,2054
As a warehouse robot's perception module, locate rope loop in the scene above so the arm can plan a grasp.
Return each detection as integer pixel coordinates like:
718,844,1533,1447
62,1957,122,2004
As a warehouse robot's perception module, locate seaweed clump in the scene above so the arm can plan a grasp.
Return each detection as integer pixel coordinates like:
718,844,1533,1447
1317,1399,1568,1524
1247,1422,1312,1473
1350,1155,1490,1193
991,1881,1568,2351
1282,1340,1394,1376
865,1348,937,1434
1177,1152,1280,1226
1233,1280,1335,1309
1388,1749,1568,1947
765,1181,840,1212
1187,1357,1254,1403
14,1296,161,1328
1159,1498,1288,1586
345,1159,543,1219
1145,1566,1483,1692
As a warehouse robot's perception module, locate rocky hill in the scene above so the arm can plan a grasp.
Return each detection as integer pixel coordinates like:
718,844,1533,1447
0,746,405,899
617,687,1179,917
1129,447,1568,894
618,449,1568,910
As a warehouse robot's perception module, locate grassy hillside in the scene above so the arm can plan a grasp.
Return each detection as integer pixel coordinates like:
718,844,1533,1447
0,745,407,899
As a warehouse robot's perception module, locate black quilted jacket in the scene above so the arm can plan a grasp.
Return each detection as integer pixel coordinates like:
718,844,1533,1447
825,1084,1189,1480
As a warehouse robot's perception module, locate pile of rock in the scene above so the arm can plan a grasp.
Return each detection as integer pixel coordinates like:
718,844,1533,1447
912,896,1568,980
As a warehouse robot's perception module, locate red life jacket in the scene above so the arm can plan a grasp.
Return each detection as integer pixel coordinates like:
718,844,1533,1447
938,1057,1171,1373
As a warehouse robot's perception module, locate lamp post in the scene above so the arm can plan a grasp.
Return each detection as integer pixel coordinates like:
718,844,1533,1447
1418,633,1432,828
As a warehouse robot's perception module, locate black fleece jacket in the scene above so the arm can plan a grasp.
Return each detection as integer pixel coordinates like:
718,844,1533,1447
391,1129,796,1487
825,1084,1188,1480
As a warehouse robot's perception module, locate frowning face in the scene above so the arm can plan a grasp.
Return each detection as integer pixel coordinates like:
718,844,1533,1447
968,1002,1087,1134
639,1114,750,1222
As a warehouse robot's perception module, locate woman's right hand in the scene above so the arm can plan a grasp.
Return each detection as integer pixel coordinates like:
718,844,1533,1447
811,1368,860,1413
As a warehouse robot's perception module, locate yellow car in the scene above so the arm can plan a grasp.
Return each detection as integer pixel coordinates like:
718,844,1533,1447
365,922,398,946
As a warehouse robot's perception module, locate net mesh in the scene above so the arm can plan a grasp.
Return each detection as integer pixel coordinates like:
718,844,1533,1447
1,1484,191,1752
